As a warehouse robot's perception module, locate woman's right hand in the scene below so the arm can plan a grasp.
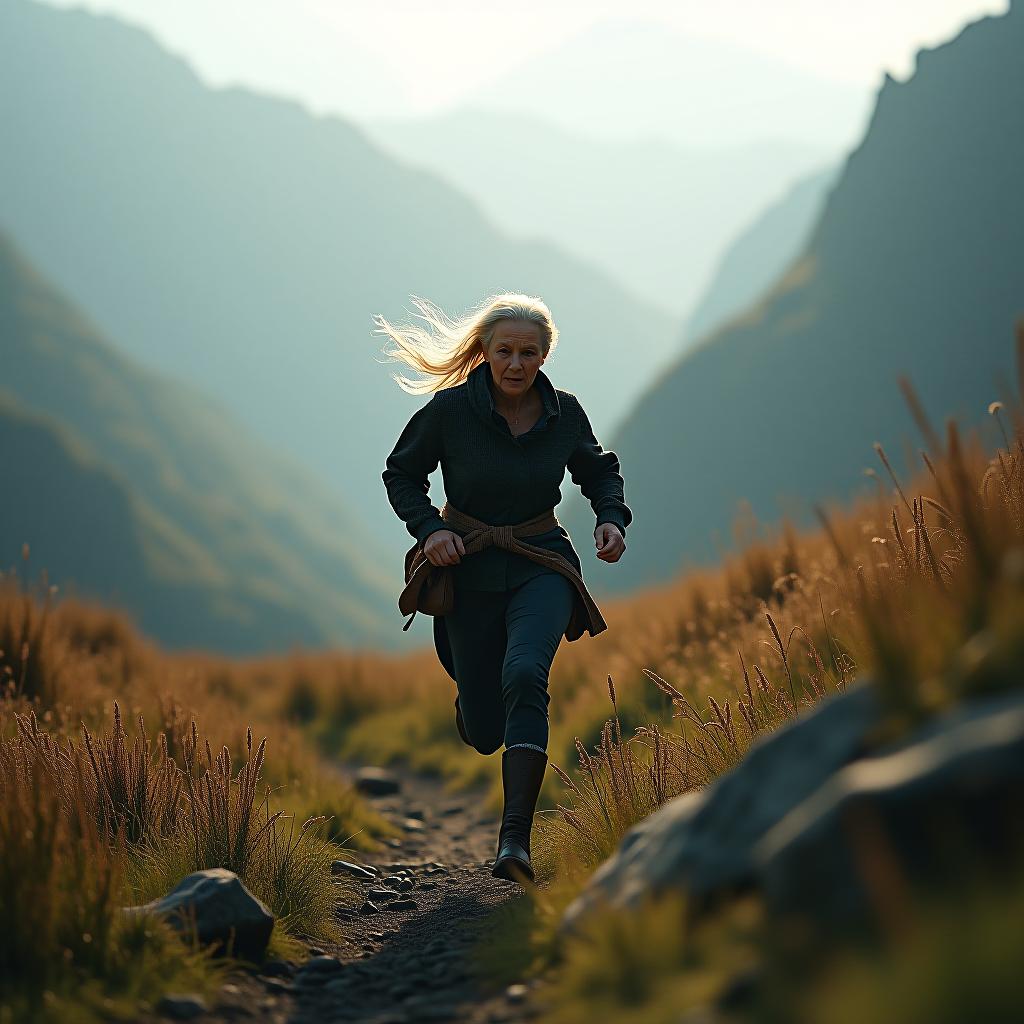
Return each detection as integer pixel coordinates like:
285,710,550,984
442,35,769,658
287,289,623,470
423,528,466,566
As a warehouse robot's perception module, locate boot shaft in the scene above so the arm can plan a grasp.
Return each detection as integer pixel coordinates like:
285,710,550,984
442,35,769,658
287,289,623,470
498,746,548,854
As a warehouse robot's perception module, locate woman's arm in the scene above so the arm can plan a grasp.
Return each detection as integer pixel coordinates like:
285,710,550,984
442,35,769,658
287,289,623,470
382,397,448,544
566,397,633,536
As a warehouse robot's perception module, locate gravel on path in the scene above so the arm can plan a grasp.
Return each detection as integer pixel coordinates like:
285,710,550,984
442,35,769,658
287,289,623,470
159,764,547,1024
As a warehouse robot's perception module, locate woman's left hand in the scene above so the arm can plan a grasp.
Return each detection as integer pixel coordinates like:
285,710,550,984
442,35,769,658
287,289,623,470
595,523,626,563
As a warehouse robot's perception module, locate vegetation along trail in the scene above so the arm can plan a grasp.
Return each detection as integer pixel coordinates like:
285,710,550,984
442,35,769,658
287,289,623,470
201,762,545,1024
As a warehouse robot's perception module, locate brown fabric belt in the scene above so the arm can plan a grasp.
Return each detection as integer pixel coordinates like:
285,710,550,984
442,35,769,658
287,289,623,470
398,501,608,641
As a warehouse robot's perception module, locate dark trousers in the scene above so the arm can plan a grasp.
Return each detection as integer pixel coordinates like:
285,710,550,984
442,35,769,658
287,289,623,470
443,572,576,755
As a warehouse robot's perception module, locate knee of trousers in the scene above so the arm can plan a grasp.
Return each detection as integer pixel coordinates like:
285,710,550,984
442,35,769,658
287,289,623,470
501,657,551,707
459,703,504,755
470,731,503,756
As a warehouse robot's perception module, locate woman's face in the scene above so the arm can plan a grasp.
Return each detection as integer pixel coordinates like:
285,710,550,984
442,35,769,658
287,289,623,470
484,320,546,401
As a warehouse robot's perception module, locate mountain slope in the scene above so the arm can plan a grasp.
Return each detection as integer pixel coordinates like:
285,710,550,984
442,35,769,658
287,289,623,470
567,3,1024,594
0,394,327,652
683,167,838,344
365,110,828,316
1,229,399,653
0,0,675,557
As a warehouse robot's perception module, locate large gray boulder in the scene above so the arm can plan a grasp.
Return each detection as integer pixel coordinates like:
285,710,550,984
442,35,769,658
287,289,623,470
129,868,274,960
562,682,881,929
755,690,1024,929
563,682,1024,937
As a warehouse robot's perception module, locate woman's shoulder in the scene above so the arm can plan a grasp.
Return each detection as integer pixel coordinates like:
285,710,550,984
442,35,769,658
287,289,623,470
553,386,586,423
427,379,470,413
554,386,582,408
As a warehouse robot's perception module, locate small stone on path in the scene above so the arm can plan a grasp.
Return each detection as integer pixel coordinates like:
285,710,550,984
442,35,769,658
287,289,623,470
506,983,528,1004
260,960,294,978
157,994,207,1019
355,766,401,796
332,859,378,880
360,900,381,914
303,955,343,974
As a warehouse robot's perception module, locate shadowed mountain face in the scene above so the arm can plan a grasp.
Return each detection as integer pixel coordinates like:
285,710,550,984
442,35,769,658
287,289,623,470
0,0,675,559
566,3,1024,594
0,395,336,653
364,111,828,316
683,167,838,345
1,229,400,654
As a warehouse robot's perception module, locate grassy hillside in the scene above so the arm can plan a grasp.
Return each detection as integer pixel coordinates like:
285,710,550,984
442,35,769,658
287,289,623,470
1,229,399,653
566,3,1024,594
0,0,675,556
5,321,1021,1021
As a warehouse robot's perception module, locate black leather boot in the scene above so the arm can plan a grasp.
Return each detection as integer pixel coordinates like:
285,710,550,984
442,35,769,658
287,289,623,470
492,746,548,883
455,696,472,747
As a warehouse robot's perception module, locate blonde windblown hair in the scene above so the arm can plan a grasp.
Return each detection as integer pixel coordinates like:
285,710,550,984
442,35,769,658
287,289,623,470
374,292,560,395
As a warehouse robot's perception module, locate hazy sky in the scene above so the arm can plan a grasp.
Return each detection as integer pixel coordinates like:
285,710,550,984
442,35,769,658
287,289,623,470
41,0,1008,121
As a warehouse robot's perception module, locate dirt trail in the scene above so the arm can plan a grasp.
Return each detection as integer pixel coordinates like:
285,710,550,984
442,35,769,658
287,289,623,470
204,764,544,1024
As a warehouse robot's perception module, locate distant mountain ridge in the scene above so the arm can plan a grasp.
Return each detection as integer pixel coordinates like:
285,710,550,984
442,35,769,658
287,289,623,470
1,229,400,653
0,0,675,561
364,109,828,316
566,2,1024,594
461,19,871,150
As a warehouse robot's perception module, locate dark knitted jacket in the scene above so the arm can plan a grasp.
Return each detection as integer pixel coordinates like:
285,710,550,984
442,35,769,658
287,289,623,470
382,359,633,594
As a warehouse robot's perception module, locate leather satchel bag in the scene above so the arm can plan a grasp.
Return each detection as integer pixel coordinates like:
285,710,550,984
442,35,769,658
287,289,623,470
399,539,454,629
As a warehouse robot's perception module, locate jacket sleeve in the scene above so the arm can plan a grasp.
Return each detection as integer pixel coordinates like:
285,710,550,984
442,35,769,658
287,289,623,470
382,396,449,545
567,397,633,536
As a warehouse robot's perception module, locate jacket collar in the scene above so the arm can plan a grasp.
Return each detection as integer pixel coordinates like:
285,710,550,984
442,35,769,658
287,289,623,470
466,359,560,434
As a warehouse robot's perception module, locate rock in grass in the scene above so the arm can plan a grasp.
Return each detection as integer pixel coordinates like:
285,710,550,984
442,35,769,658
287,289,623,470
562,683,881,928
156,994,208,1019
756,690,1024,930
564,682,1024,939
127,868,274,961
331,859,377,880
355,766,401,796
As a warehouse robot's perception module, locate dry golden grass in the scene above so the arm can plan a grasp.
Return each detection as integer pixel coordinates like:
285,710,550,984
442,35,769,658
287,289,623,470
5,333,1024,1021
0,569,393,1019
0,719,222,1022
